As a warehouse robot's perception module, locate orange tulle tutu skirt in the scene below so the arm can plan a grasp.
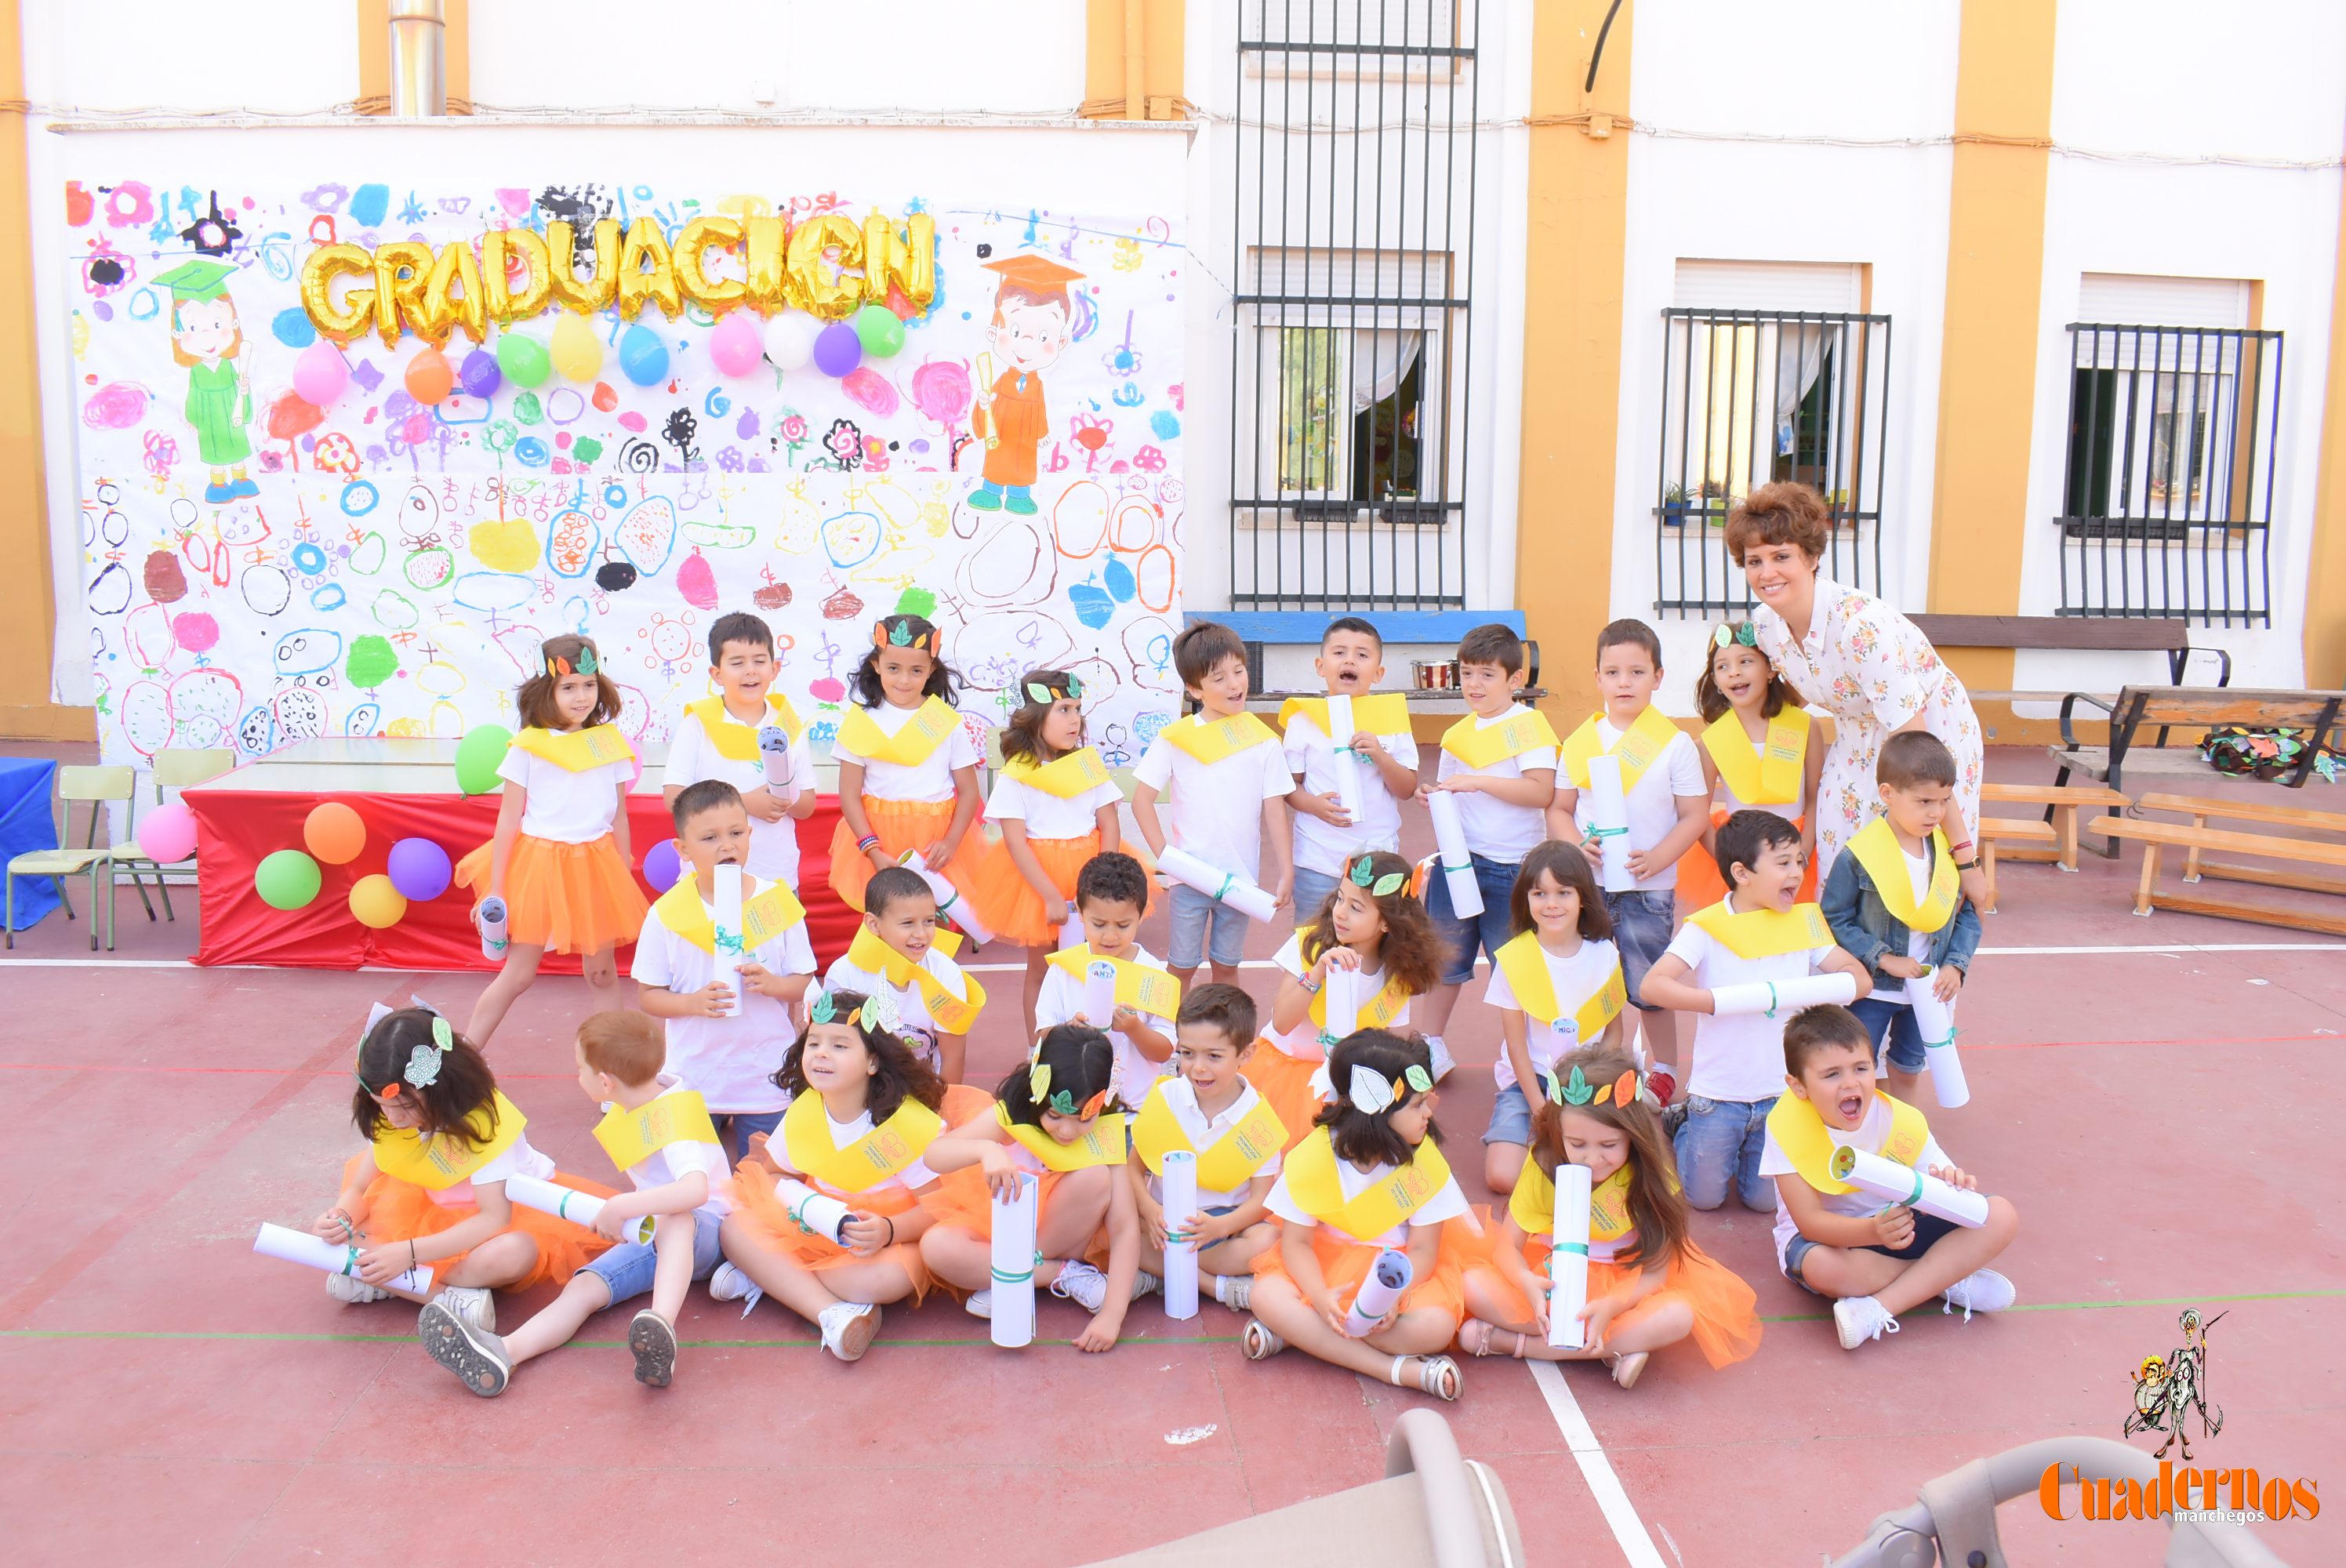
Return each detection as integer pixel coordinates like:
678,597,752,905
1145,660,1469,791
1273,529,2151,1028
1252,1222,1468,1329
968,830,1100,947
1455,1214,1762,1369
828,797,986,914
344,1155,616,1292
728,1164,935,1302
918,1162,1114,1273
1243,1040,1327,1152
453,833,649,955
1676,807,1817,909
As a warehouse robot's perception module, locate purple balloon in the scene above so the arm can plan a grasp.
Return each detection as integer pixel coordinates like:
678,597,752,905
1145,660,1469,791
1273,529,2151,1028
812,321,863,378
385,836,453,901
459,347,502,399
642,839,682,892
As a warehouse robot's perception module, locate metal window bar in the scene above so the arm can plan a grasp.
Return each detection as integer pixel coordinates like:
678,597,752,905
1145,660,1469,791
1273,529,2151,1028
2056,322,2279,627
1229,1,1481,612
1654,307,1893,618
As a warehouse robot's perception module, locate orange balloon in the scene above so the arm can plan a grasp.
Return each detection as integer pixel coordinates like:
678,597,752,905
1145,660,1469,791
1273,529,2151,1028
303,801,367,866
405,347,455,405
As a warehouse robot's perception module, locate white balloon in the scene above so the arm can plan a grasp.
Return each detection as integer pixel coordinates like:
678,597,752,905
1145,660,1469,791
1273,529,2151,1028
762,312,816,372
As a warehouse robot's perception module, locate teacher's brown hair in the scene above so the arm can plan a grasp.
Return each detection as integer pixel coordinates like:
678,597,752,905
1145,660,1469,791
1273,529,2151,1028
1724,481,1832,563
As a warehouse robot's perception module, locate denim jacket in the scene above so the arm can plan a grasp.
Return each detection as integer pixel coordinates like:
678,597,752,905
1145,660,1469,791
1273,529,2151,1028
1820,836,1983,985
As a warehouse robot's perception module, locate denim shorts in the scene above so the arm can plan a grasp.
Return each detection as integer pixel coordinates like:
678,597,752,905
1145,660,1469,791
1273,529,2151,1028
1672,1094,1776,1211
580,1207,724,1305
1483,1082,1534,1147
1603,888,1675,1012
1290,866,1342,925
1167,882,1249,969
1784,1210,1962,1292
1848,996,1927,1073
1425,852,1523,986
714,1109,785,1168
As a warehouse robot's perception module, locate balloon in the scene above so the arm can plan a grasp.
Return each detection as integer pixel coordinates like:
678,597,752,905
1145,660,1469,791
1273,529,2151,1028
459,348,503,399
852,303,906,359
813,321,862,377
762,312,815,372
550,313,603,382
292,342,350,406
303,801,367,865
641,839,682,893
619,323,670,387
386,837,453,900
615,218,682,321
496,332,551,388
424,239,488,345
405,347,455,405
455,724,513,797
547,219,620,314
300,243,376,345
709,312,762,378
481,227,551,321
138,800,198,863
255,849,322,911
348,873,409,930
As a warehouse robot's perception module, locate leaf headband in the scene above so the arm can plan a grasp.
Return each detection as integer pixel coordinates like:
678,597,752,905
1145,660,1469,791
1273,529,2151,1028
1348,856,1408,898
358,997,452,1098
1024,675,1083,706
1544,1064,1656,1112
1712,622,1759,650
873,617,940,655
545,644,600,678
1346,1062,1435,1116
1024,1058,1109,1120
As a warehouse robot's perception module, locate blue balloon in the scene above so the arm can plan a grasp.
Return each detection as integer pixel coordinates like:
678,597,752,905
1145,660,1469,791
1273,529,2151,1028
642,839,682,892
619,324,670,387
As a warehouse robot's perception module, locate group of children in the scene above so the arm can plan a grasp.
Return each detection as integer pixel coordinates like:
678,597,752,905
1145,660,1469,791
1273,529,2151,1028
304,599,2017,1405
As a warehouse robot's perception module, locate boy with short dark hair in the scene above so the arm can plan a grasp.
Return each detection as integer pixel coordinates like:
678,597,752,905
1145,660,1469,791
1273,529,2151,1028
663,611,818,888
1034,851,1180,1106
1280,615,1420,920
823,865,987,1084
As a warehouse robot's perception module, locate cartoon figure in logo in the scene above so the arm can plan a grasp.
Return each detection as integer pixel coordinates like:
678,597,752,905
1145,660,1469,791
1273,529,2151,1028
152,258,258,504
967,255,1083,516
2125,1308,2224,1461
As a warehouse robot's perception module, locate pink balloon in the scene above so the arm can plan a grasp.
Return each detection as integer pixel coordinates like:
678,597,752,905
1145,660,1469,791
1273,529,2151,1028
139,800,198,863
292,342,349,407
710,312,763,379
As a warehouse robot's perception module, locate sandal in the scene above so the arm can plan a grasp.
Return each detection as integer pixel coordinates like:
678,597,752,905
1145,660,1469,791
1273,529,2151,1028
1459,1318,1528,1359
1608,1350,1648,1390
1241,1318,1287,1361
1389,1353,1462,1401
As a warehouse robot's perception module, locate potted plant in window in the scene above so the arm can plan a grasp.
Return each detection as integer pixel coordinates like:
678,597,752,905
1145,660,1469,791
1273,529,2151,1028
1699,480,1730,526
1661,482,1690,527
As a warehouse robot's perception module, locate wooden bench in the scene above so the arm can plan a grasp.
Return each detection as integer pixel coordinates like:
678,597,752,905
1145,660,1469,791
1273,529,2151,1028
1974,815,2057,913
2052,687,2345,809
2086,811,2346,935
2126,792,2346,900
1978,782,2130,871
1908,614,2229,704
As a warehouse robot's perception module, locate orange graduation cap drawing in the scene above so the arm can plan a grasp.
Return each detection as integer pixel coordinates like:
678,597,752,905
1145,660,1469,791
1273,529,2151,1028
968,254,1083,515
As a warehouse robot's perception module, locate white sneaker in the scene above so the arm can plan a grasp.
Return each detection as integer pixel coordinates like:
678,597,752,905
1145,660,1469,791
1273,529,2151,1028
1213,1273,1253,1312
1834,1295,1901,1350
1423,1035,1458,1083
1050,1260,1162,1313
1941,1269,2016,1320
817,1301,881,1362
964,1288,993,1319
433,1284,496,1332
324,1271,390,1305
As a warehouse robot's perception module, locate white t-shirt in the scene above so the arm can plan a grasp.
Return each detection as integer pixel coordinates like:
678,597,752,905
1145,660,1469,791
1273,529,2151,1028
1133,724,1295,880
781,1104,942,1200
985,769,1124,842
422,1127,557,1209
1663,914,1838,1104
830,702,980,804
1712,725,1808,817
1266,1153,1468,1247
629,877,820,1112
1760,1095,1952,1270
1869,847,1937,1005
822,946,971,1072
1569,717,1705,892
1144,1076,1285,1210
1033,945,1175,1107
1433,704,1557,865
1264,931,1411,1064
663,704,816,884
611,1076,735,1219
499,746,630,844
1480,935,1623,1092
1283,710,1419,877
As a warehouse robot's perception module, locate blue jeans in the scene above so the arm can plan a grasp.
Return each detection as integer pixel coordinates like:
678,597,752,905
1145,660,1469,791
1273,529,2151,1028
1291,866,1342,924
1168,882,1250,969
715,1110,785,1169
1672,1094,1776,1210
1483,1083,1534,1147
1425,852,1522,986
580,1208,724,1305
1603,888,1676,1013
1848,996,1927,1073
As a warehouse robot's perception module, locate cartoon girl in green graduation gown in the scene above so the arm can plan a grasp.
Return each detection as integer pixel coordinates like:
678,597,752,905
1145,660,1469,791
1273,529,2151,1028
154,259,259,503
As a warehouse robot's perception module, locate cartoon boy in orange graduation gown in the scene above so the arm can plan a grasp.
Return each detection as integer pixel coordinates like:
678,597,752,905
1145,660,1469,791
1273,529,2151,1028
968,255,1082,515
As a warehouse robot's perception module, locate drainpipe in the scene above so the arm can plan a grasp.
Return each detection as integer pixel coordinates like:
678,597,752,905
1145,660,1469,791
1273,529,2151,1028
390,0,447,118
1124,0,1146,119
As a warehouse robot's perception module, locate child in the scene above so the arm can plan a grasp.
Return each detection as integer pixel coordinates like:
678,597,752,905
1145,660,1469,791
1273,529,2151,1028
828,612,982,915
418,1011,735,1395
1821,731,1983,1104
1242,1029,1468,1403
1458,1048,1763,1384
1415,622,1558,1082
1640,811,1871,1212
632,780,819,1164
456,634,648,1047
315,1004,612,1330
714,988,993,1362
1482,840,1628,1194
663,611,819,890
1550,619,1711,1091
1280,616,1420,917
1132,620,1295,988
1128,984,1284,1308
1034,851,1178,1109
824,865,987,1084
969,668,1124,1022
1252,849,1444,1143
1760,1004,2020,1349
1678,622,1821,909
919,1024,1155,1351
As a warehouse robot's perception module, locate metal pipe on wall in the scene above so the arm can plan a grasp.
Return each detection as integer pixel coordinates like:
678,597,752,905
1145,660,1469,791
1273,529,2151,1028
390,0,447,118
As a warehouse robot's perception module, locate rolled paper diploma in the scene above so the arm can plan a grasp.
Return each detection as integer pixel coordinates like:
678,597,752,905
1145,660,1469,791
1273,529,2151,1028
1160,1149,1200,1321
990,1171,1039,1349
1082,960,1118,1032
478,895,509,961
503,1174,656,1244
1324,694,1365,825
712,862,746,1018
1156,845,1280,924
1319,960,1360,1047
770,1175,854,1245
253,1221,433,1294
1829,1143,1991,1228
1708,972,1860,1018
899,848,996,946
757,724,797,800
1547,1161,1593,1349
1342,1247,1415,1338
1583,753,1637,893
1425,790,1484,919
1909,968,1970,1109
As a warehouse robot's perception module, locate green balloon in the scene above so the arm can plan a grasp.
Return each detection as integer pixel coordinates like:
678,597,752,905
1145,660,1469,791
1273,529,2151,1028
496,333,552,388
456,724,514,797
255,849,322,911
852,303,906,358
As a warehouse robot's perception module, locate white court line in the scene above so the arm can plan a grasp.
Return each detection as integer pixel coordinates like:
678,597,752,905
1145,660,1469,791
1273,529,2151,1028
1527,1360,1669,1567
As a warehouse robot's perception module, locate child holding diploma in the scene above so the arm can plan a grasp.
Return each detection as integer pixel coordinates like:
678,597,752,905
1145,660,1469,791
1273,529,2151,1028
919,1024,1154,1348
1244,1029,1469,1401
1033,851,1178,1107
1128,984,1285,1309
1458,1048,1760,1383
1678,622,1821,908
1760,1006,2019,1349
829,612,983,914
1641,811,1871,1212
633,781,819,1164
1252,849,1445,1144
418,1011,734,1395
824,866,986,1083
1279,616,1420,917
1132,619,1295,988
318,1005,612,1330
663,612,819,890
1821,732,1982,1105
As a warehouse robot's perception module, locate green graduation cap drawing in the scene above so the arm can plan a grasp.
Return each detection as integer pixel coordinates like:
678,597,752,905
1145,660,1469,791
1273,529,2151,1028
153,258,239,303
153,259,259,503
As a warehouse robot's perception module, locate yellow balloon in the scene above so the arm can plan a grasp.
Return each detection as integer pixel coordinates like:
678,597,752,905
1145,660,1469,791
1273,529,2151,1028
862,211,936,314
743,216,787,313
547,219,619,314
371,240,434,349
425,239,488,345
616,217,681,322
550,311,604,382
674,216,746,315
348,873,409,930
301,244,376,345
786,212,864,321
482,227,551,322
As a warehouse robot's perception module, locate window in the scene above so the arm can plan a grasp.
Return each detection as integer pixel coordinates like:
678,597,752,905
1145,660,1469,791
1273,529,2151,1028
1273,325,1429,507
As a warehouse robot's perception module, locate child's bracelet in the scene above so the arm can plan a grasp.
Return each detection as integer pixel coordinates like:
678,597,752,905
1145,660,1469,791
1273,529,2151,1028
856,833,882,855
